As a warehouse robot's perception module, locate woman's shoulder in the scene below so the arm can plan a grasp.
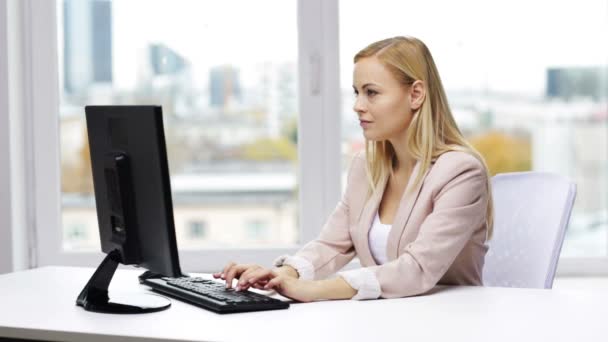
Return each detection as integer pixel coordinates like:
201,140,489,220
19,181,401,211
432,150,485,173
346,150,367,177
348,149,485,176
425,150,488,191
352,150,366,164
341,151,369,193
346,149,487,184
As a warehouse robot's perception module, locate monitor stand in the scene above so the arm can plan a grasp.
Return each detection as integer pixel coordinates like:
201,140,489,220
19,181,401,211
76,249,171,314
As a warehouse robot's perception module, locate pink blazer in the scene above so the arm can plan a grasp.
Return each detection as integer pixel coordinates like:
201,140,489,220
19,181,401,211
294,150,490,299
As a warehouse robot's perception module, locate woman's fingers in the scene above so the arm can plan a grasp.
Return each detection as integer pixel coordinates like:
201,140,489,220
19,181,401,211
264,276,283,290
224,263,246,289
237,266,262,287
221,262,236,280
239,268,270,286
247,269,276,285
237,267,273,291
251,282,267,289
214,263,276,291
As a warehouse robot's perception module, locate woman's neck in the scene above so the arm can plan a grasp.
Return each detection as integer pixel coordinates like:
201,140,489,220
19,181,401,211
388,137,415,176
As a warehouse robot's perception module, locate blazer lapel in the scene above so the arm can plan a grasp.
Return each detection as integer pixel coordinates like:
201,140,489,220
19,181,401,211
356,159,432,266
356,173,389,266
386,161,430,261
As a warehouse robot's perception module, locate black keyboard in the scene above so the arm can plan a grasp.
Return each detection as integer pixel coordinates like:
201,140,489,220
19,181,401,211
141,276,290,314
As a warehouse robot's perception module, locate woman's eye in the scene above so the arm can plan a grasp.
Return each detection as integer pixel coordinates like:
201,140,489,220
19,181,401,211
366,89,377,96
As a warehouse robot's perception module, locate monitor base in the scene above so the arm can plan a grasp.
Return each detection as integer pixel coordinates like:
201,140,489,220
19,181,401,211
76,250,171,314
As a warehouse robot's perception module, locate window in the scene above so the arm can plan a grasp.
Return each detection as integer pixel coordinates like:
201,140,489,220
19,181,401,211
245,219,270,241
187,220,208,240
24,0,605,275
26,0,338,271
339,0,608,261
58,0,300,251
64,223,89,248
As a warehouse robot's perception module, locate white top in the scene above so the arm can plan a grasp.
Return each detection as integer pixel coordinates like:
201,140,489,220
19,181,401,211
368,211,392,265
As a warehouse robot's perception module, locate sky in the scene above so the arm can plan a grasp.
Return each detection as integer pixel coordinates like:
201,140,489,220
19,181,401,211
66,0,608,96
339,0,608,95
111,0,298,90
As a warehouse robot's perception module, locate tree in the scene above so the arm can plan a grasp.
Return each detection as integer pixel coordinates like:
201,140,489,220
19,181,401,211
469,131,532,176
242,137,297,161
61,128,93,194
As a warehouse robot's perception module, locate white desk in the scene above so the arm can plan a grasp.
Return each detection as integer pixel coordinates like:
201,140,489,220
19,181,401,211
0,266,606,342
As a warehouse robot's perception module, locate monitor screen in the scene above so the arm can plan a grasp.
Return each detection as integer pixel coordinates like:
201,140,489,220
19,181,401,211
85,105,182,278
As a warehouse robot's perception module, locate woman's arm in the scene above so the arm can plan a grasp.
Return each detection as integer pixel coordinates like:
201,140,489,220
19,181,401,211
225,153,365,291
261,274,357,302
274,265,299,278
314,277,357,300
272,152,366,280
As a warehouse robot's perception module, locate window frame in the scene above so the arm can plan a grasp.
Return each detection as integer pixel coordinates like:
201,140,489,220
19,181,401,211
1,0,34,274
0,0,13,273
9,0,606,276
26,0,342,272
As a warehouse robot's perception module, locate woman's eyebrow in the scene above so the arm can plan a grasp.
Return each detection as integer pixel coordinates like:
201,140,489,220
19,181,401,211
352,83,378,90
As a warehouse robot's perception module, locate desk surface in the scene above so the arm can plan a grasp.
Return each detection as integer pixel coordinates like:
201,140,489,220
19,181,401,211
0,266,607,342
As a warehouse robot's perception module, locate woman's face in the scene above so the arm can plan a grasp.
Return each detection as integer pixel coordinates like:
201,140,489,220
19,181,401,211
352,57,418,142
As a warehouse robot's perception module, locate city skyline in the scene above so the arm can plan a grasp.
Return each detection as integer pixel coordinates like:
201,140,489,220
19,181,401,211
56,0,608,97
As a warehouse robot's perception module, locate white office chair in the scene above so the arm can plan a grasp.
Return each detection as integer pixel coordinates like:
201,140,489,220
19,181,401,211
483,172,576,289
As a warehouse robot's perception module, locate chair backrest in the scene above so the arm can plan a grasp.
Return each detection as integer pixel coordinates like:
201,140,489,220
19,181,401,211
483,172,576,289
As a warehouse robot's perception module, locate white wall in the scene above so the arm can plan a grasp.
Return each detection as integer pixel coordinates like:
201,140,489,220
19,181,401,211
0,0,32,274
0,0,14,274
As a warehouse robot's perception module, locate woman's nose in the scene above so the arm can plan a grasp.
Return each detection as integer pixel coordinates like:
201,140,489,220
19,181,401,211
353,97,366,114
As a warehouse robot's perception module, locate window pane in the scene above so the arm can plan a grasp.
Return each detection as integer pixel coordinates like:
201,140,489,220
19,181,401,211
187,220,208,240
59,0,299,251
340,0,608,257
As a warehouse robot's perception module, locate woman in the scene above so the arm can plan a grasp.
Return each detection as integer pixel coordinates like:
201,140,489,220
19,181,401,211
213,36,493,302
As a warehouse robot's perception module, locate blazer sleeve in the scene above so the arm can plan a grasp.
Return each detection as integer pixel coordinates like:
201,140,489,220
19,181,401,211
339,154,489,299
274,153,363,280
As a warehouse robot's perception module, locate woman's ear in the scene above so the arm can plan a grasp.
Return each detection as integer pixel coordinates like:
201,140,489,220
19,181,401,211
409,80,426,111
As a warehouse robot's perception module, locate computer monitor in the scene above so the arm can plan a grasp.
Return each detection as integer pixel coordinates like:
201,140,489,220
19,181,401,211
76,105,184,314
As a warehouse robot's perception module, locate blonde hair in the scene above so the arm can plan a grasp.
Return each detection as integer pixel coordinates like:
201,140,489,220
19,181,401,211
355,36,494,239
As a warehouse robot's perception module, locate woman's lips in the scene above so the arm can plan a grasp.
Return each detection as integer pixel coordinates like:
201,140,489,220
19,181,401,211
359,120,373,128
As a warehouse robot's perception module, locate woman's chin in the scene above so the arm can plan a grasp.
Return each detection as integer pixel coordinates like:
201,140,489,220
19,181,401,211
362,131,384,142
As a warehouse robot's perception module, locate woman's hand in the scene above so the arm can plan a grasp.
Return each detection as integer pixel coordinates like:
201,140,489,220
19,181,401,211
213,262,276,291
263,275,320,303
213,262,300,291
